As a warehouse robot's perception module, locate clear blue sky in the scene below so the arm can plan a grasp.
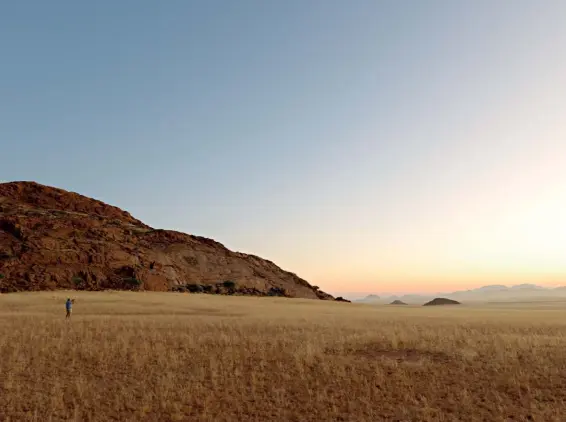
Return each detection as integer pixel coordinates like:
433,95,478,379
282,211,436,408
2,1,565,294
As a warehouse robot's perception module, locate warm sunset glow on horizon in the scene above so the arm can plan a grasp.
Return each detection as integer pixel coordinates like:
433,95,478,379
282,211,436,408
2,2,565,295
295,124,566,294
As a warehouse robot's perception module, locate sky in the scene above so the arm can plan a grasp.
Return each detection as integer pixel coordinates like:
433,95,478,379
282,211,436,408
1,1,565,295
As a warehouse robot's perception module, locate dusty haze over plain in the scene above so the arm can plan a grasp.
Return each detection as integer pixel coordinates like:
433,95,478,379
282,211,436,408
2,1,565,294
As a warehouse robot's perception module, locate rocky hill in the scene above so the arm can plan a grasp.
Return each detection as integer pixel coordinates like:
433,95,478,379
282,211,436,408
0,181,333,299
423,298,461,306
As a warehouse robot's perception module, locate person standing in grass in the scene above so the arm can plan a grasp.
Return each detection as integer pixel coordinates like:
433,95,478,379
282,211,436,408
65,297,73,319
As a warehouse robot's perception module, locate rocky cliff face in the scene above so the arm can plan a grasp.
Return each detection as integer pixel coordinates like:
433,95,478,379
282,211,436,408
0,182,332,299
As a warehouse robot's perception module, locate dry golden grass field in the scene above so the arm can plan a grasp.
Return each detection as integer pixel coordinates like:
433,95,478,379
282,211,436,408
1,292,566,421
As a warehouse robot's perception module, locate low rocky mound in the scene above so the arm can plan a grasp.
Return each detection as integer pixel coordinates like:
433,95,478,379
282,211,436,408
0,181,333,300
390,300,408,305
423,298,461,306
335,296,351,303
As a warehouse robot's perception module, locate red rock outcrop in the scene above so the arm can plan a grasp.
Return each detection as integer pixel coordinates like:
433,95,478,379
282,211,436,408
0,181,333,299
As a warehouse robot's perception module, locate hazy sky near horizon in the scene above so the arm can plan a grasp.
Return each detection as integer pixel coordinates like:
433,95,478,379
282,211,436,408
2,1,565,294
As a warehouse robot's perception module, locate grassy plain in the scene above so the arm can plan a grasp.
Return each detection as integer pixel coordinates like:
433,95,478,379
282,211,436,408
1,291,566,421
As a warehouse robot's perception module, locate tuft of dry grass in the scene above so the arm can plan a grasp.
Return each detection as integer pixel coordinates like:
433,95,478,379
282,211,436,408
1,291,566,421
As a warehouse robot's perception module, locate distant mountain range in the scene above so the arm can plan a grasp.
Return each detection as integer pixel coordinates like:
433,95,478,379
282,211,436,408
355,284,565,304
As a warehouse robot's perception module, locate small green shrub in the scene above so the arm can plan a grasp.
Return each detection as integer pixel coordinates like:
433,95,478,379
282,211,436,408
268,287,287,297
72,276,84,285
186,284,204,293
0,273,4,279
222,280,236,289
124,277,142,286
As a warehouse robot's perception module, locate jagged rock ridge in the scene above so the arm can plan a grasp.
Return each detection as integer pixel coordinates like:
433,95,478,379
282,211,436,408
0,181,333,299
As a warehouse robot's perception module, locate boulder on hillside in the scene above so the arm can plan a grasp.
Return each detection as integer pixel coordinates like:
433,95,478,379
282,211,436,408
423,298,461,306
389,300,408,305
